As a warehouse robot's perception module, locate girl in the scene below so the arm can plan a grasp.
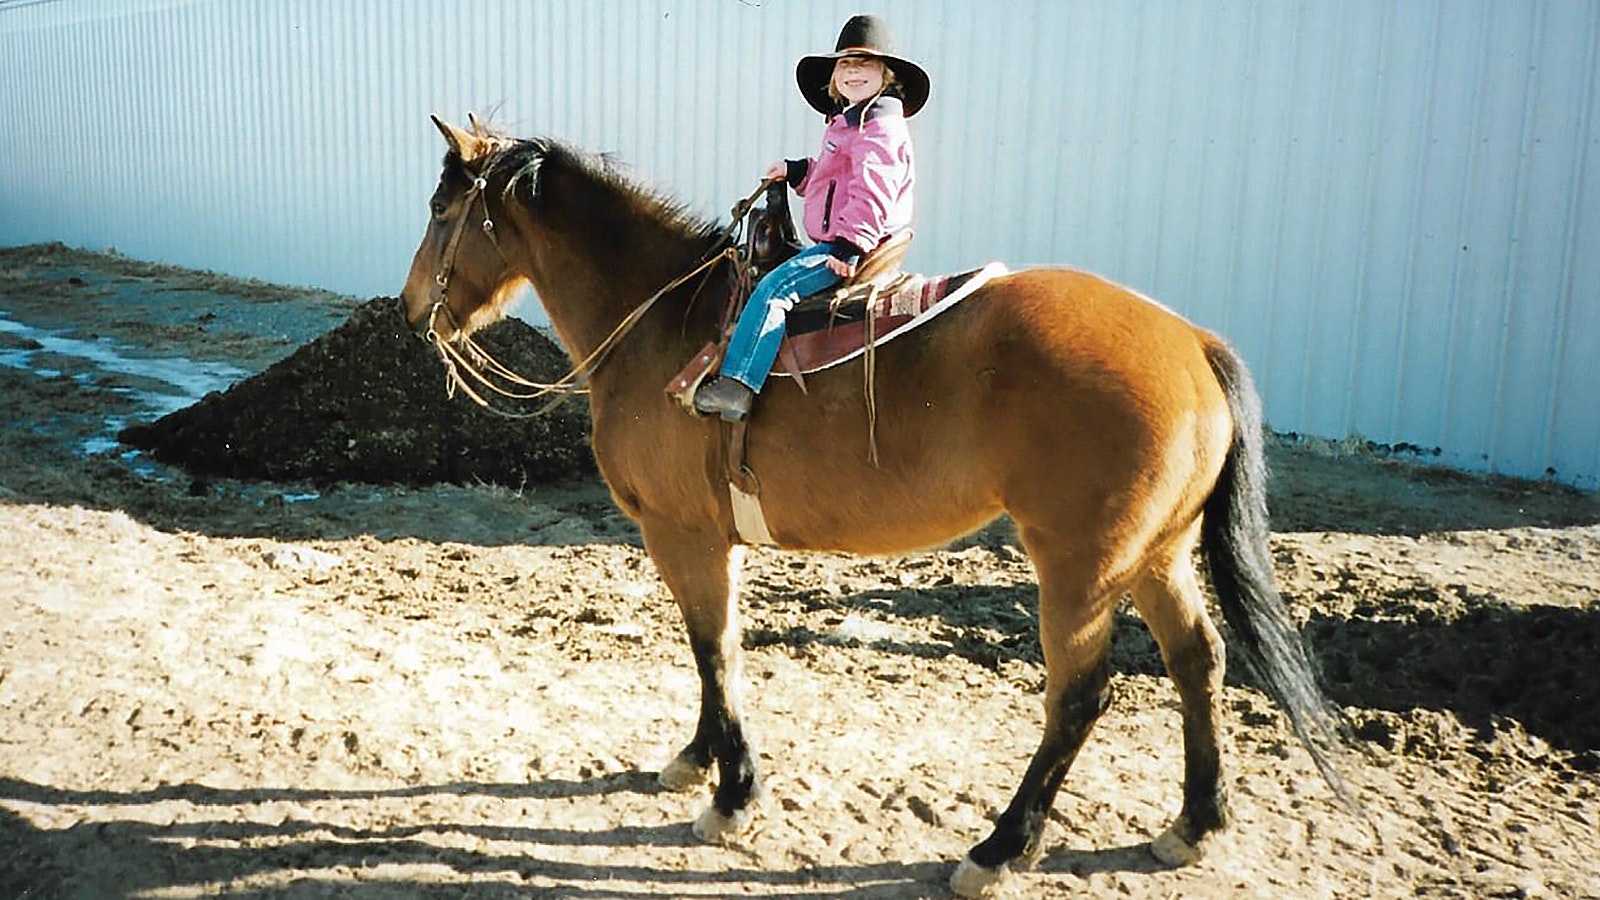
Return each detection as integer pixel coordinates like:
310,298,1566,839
694,14,930,422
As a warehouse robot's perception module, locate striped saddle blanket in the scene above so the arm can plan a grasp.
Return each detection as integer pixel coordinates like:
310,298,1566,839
776,262,1007,377
666,261,1006,407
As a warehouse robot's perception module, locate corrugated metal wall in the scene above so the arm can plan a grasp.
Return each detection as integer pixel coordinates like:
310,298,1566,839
1,0,1596,489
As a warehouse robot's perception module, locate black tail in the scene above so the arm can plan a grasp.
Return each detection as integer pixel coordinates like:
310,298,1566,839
1200,339,1353,803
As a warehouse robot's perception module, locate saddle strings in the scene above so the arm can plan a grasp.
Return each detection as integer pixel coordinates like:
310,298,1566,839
862,282,882,467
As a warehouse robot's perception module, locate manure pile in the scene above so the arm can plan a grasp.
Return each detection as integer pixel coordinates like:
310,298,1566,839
120,298,593,486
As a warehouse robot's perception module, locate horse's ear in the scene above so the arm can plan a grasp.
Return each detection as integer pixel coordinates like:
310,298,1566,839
432,114,466,155
431,114,494,165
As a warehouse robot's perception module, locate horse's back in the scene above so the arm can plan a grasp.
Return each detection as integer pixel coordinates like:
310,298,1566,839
967,267,1219,383
911,266,1232,447
743,265,1235,553
950,266,1233,507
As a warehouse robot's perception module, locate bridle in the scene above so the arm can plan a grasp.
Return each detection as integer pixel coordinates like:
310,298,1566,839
418,163,572,416
419,160,771,418
421,172,499,341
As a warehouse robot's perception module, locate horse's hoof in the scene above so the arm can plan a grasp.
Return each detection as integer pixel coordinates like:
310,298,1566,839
1150,819,1206,867
949,855,1009,898
692,803,756,845
658,754,711,792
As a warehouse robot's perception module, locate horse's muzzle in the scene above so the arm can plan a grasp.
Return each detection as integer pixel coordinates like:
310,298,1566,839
399,296,433,339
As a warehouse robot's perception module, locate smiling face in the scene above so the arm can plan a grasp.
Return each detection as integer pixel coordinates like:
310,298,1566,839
831,56,887,105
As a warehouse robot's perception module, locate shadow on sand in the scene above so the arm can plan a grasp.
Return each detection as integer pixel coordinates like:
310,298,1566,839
745,574,1600,759
0,775,955,900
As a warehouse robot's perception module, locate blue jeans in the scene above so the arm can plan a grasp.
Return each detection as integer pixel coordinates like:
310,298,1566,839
720,243,854,392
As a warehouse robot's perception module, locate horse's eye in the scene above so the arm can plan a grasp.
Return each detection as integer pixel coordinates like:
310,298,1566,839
430,199,448,218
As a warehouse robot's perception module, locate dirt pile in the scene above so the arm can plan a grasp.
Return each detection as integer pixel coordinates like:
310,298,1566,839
118,298,594,486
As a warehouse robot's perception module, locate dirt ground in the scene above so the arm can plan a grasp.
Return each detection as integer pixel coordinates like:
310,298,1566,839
1,244,1597,899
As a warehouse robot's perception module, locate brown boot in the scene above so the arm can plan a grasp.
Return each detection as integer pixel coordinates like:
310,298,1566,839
693,377,754,421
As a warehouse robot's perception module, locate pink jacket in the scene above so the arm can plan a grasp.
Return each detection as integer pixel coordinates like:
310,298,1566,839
789,96,915,255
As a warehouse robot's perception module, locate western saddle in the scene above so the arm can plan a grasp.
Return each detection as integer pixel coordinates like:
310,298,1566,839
743,180,913,317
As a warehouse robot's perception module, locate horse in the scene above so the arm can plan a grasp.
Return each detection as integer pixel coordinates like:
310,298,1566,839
399,115,1348,897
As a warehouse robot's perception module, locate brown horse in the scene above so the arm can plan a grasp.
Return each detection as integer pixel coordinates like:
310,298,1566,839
399,116,1347,897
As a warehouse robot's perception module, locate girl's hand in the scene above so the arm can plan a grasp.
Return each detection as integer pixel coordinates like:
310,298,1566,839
764,161,788,181
824,256,858,278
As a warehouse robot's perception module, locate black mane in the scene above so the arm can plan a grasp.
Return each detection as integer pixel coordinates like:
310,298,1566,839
492,138,723,250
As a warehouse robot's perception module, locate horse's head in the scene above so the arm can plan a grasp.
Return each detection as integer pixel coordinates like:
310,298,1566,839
399,114,527,342
402,119,732,390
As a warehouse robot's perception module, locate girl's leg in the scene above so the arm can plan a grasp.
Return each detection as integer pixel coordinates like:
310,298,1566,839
719,245,847,392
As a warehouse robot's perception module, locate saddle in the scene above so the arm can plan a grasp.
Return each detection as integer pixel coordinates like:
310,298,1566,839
667,183,1004,406
775,259,1000,380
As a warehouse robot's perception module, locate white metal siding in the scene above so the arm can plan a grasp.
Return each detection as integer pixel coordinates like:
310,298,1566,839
1,0,1596,489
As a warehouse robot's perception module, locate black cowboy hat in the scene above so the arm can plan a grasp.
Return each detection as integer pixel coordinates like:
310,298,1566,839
795,14,930,117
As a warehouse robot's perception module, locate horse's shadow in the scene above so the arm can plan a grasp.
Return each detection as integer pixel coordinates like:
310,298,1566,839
0,772,669,810
0,776,957,900
744,577,1600,758
1035,842,1175,880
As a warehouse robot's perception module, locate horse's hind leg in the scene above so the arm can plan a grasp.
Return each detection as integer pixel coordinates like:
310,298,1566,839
951,535,1118,898
642,523,762,842
1130,522,1230,865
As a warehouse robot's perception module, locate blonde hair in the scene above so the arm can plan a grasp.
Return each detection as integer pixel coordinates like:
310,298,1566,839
825,57,898,107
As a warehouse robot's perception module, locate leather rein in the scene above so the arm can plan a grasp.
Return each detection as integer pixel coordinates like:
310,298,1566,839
422,165,772,418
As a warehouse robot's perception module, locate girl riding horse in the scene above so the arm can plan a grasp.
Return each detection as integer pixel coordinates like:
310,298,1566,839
695,15,927,422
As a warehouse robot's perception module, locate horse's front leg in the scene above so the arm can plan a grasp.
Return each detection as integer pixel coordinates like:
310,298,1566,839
643,523,761,842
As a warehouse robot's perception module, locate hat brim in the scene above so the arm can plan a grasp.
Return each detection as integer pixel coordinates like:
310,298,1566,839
796,50,930,118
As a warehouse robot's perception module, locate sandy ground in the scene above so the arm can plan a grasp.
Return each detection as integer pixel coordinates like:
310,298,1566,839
1,245,1597,899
